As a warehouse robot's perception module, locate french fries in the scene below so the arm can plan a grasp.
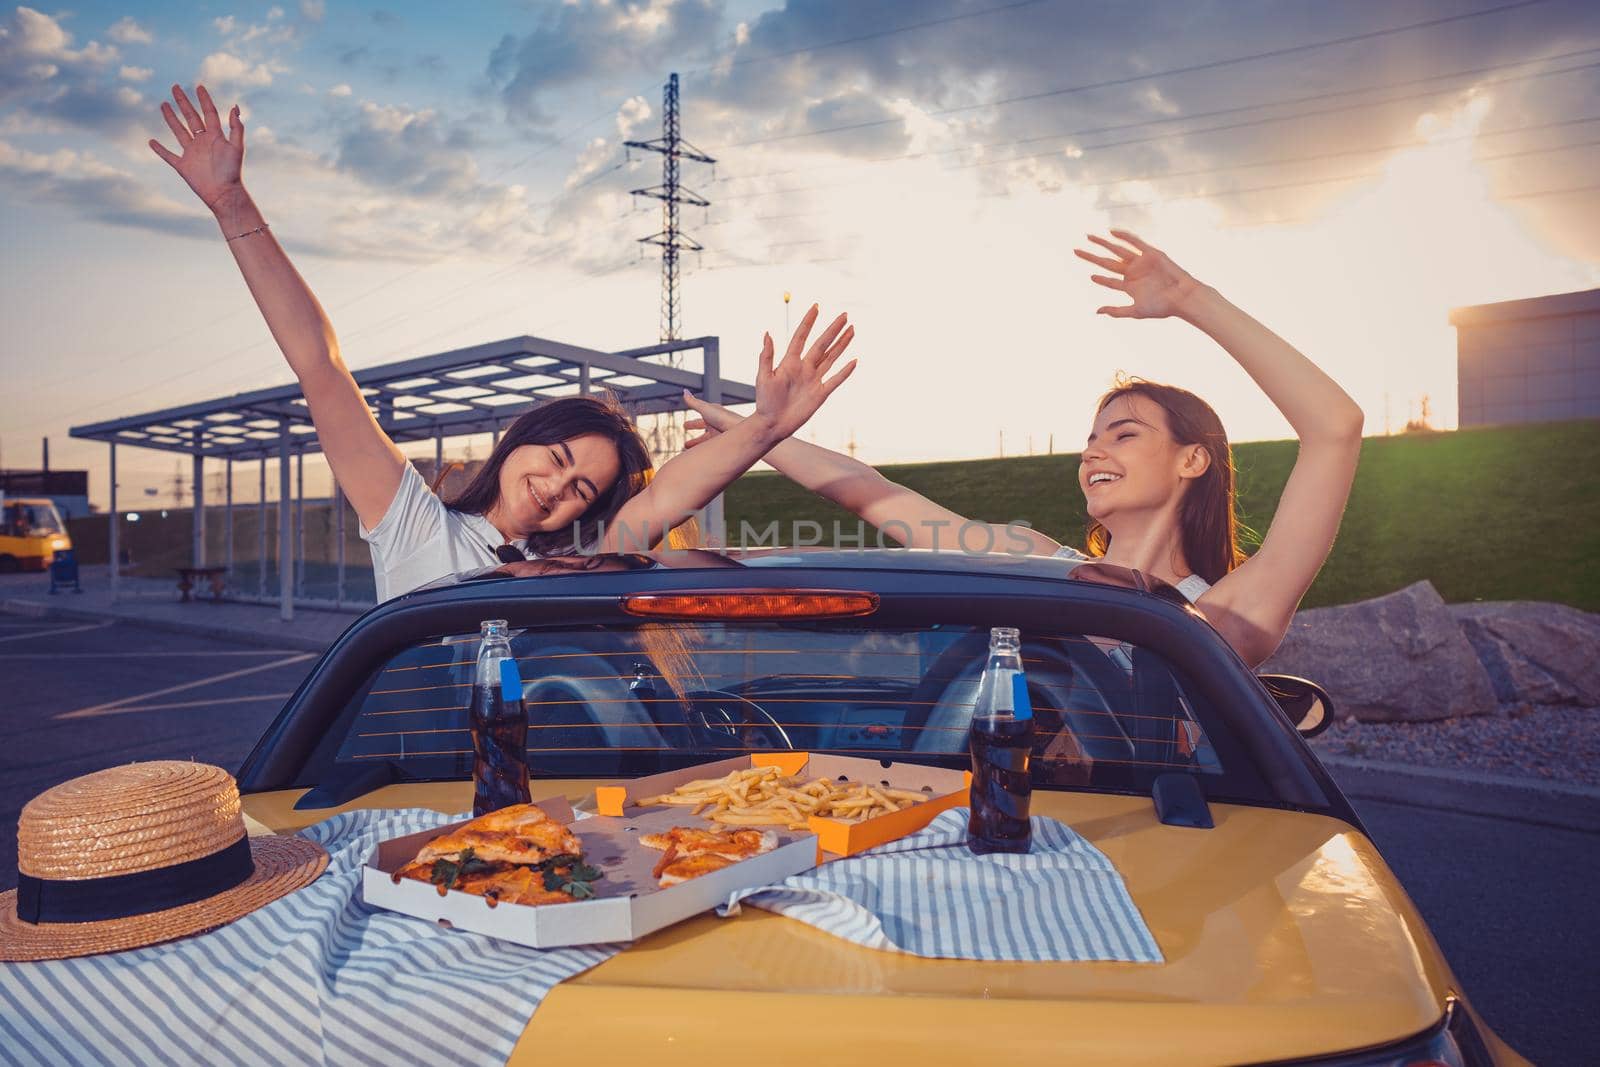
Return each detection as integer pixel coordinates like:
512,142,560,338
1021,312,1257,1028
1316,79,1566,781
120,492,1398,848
636,766,932,828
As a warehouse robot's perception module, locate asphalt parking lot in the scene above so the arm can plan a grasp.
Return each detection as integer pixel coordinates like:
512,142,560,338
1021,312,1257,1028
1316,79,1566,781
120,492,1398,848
0,614,1594,1064
0,616,312,897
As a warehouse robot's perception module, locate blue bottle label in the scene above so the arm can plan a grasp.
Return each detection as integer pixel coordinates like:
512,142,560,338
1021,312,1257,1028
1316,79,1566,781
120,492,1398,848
1011,673,1033,721
499,658,523,702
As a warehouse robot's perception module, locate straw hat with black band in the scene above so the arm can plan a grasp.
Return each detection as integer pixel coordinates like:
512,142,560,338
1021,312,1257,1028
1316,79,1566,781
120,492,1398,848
0,761,328,962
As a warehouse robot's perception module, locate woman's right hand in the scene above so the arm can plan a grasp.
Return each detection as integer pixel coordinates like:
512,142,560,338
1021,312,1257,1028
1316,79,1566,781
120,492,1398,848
149,84,245,214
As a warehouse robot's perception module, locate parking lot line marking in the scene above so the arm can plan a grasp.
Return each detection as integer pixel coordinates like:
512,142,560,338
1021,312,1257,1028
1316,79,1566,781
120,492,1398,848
54,654,315,721
73,693,295,715
0,621,112,644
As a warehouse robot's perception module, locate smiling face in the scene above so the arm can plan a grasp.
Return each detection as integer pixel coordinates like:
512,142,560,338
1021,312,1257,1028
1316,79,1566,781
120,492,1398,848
495,433,624,537
1078,393,1209,523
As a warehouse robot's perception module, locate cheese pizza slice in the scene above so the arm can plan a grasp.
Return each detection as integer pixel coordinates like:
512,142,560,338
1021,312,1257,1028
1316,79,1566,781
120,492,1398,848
637,826,778,861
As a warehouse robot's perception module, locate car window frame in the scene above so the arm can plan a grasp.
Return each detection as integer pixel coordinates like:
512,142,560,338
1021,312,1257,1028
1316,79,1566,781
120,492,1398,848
237,566,1352,824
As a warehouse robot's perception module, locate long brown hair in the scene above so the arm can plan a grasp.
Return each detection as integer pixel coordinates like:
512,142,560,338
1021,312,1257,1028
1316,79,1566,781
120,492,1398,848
445,395,653,556
1083,378,1246,585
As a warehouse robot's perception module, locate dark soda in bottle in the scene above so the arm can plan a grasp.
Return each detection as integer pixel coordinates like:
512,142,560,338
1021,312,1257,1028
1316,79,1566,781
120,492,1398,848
967,626,1034,855
470,619,532,817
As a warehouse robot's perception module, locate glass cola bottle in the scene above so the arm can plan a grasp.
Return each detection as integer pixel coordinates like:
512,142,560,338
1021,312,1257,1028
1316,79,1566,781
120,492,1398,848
967,626,1034,854
470,619,531,817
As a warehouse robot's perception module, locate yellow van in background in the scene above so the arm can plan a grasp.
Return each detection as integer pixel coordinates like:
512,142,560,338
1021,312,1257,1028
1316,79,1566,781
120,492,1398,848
0,495,72,573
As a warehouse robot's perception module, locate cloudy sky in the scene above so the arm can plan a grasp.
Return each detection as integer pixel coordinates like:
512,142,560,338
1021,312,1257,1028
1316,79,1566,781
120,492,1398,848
3,0,1599,508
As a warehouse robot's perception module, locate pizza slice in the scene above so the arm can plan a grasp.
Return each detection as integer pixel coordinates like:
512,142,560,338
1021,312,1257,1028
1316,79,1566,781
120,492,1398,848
656,852,738,887
393,803,600,904
637,826,778,861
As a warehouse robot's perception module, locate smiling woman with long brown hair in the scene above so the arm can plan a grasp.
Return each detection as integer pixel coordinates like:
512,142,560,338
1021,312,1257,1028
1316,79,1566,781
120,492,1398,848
682,230,1363,667
148,84,857,600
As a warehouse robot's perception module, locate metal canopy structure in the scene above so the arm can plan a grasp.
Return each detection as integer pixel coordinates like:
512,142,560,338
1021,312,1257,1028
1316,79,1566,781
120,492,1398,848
71,334,744,619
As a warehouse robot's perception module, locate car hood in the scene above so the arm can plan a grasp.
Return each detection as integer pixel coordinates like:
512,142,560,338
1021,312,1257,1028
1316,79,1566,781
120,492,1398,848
246,784,1459,1065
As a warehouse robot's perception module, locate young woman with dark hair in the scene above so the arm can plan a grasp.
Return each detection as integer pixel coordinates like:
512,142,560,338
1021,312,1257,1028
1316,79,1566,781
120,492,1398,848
150,84,857,600
683,230,1363,667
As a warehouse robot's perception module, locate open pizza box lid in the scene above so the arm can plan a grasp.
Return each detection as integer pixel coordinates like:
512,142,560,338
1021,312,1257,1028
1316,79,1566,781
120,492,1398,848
594,753,971,858
361,795,817,949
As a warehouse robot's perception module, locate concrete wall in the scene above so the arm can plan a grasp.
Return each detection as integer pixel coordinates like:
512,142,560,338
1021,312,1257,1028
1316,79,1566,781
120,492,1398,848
67,501,373,573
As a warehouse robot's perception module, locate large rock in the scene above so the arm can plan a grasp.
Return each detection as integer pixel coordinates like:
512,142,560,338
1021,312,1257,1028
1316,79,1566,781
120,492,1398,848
1449,601,1600,708
1261,580,1497,722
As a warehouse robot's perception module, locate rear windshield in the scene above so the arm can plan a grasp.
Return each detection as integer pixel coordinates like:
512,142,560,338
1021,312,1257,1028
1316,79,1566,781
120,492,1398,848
333,620,1251,796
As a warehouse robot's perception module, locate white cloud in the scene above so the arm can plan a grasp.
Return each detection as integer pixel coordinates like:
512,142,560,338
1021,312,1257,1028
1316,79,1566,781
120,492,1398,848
119,64,152,82
198,52,283,89
615,95,650,138
0,6,130,131
0,136,212,238
0,7,119,71
0,139,130,182
328,82,352,97
567,136,611,189
268,5,286,19
107,16,152,45
212,16,236,36
1138,86,1180,117
298,0,325,22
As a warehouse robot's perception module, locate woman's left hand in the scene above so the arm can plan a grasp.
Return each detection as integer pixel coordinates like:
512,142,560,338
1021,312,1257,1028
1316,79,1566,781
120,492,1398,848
750,303,857,439
1074,229,1204,319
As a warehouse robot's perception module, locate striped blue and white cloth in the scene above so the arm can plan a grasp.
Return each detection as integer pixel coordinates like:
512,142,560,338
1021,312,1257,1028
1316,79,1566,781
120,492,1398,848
0,809,620,1067
722,807,1162,963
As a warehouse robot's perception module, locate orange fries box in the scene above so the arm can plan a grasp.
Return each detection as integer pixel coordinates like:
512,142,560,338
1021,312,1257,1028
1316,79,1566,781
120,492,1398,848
361,795,818,949
594,754,971,859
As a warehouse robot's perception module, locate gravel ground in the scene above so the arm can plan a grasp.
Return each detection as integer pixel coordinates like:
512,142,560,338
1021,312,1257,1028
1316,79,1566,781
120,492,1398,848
1309,705,1600,787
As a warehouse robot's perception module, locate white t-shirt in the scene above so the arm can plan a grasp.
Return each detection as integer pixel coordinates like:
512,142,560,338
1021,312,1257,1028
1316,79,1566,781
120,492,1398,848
1052,545,1211,604
360,463,539,601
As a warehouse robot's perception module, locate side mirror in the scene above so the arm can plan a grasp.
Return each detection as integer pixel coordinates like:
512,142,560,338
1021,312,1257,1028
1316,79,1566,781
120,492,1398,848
1258,674,1334,739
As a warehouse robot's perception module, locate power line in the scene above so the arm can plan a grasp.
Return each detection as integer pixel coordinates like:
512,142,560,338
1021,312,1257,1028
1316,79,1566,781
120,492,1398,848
1097,136,1600,212
708,56,1600,207
1498,180,1600,199
697,115,1600,236
688,135,1600,265
714,44,1600,193
944,62,1600,177
679,0,1052,77
1081,115,1600,190
711,0,1558,150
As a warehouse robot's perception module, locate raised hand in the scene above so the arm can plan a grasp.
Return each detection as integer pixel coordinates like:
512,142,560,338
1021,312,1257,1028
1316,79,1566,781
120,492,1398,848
749,304,857,439
681,395,744,449
148,84,245,212
1073,229,1202,319
678,396,745,451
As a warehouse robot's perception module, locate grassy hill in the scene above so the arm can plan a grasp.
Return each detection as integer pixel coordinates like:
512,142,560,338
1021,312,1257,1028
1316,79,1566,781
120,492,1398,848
721,420,1600,610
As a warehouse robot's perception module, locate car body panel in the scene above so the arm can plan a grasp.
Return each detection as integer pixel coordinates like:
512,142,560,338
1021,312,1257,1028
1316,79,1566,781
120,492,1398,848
243,782,1509,1065
234,551,1524,1063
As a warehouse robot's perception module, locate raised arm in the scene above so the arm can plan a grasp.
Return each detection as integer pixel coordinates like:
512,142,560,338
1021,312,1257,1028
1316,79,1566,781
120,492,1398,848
599,305,859,552
682,397,1062,555
1076,229,1364,665
149,84,405,529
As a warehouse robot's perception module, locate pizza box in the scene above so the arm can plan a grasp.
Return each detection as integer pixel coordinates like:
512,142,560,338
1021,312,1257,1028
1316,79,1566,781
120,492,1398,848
361,795,818,949
593,753,971,859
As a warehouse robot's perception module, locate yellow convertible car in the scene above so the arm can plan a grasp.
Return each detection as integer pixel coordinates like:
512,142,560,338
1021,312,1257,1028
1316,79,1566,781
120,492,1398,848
237,548,1526,1065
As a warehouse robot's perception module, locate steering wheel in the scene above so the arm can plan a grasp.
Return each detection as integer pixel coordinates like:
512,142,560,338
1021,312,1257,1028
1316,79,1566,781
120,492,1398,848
683,689,795,751
911,638,1131,755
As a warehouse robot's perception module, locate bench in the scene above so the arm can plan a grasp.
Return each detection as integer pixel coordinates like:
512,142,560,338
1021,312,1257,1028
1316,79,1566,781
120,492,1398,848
175,566,227,602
